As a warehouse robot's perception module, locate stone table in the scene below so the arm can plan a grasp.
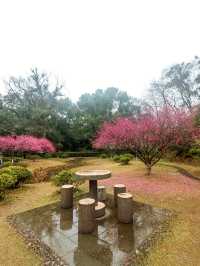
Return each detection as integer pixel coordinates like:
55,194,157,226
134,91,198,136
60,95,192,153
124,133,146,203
75,170,111,203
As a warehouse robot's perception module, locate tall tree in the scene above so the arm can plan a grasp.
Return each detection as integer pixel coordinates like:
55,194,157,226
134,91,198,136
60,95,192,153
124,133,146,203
148,57,200,111
0,70,142,150
1,68,75,149
75,87,141,148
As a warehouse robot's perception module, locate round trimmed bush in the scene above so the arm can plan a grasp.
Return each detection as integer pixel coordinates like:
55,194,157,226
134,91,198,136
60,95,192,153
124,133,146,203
123,153,133,160
100,153,107,159
0,166,32,183
119,155,131,165
0,173,18,189
51,170,75,186
51,170,83,191
113,155,121,162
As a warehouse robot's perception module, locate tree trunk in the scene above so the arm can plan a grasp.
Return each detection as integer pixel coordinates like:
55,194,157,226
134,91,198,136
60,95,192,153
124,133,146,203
146,166,151,175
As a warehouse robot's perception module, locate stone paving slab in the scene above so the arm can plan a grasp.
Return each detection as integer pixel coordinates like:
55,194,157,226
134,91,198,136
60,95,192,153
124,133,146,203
8,194,175,266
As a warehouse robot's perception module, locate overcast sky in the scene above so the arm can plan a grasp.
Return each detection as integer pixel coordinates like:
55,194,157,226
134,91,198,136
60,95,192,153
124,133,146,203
0,0,200,101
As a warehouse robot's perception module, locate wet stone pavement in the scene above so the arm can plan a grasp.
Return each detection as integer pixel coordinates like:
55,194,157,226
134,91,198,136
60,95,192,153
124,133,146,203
8,196,174,266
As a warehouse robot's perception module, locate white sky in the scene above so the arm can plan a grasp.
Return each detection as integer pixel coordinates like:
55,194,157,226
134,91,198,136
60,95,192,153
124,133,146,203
0,0,200,101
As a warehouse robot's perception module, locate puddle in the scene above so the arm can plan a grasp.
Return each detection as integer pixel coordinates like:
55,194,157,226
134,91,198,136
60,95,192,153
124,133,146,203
9,195,174,265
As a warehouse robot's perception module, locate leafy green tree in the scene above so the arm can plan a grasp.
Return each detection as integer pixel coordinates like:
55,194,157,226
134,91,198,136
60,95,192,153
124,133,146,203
0,70,141,150
1,68,75,149
74,87,141,148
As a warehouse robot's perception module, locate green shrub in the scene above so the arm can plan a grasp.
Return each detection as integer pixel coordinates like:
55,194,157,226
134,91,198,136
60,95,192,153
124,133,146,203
57,151,100,158
113,155,121,162
100,153,107,159
119,155,131,165
51,170,83,191
0,166,32,183
188,147,200,157
51,170,75,186
0,166,32,200
112,153,132,164
57,152,69,158
123,153,133,160
42,153,53,159
0,161,13,168
0,173,18,189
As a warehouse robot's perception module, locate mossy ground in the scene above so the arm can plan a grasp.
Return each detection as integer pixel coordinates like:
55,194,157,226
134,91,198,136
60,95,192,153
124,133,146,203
1,157,200,265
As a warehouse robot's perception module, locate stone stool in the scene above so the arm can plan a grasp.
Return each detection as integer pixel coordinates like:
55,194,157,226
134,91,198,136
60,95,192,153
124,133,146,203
117,192,133,223
114,184,126,207
95,201,106,218
78,198,96,233
98,185,106,201
61,184,74,209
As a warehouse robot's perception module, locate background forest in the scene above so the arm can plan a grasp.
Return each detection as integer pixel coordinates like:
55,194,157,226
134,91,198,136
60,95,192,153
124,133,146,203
1,56,200,151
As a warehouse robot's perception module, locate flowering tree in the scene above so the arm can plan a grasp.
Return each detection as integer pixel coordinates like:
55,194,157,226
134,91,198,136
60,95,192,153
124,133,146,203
0,135,55,155
93,108,200,175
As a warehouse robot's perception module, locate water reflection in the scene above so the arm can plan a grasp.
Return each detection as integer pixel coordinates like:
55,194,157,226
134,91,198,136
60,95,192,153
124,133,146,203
118,223,134,253
60,208,73,230
74,233,112,266
12,199,172,266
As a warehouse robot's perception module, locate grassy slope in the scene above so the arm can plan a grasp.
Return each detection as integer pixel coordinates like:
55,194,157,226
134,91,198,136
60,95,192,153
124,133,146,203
1,157,200,265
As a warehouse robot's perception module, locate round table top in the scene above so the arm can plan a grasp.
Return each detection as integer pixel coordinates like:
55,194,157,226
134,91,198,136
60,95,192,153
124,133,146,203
75,170,111,180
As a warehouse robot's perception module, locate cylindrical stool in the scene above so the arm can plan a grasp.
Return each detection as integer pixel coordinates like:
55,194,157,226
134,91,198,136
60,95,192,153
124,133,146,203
98,185,106,201
95,201,106,218
114,184,126,207
78,198,96,233
117,192,133,223
61,184,73,209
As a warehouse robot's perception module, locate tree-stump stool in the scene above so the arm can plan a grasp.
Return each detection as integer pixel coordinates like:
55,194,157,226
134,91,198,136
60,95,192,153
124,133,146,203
117,192,133,223
98,185,106,201
114,184,126,207
95,201,106,218
78,198,96,233
61,184,74,209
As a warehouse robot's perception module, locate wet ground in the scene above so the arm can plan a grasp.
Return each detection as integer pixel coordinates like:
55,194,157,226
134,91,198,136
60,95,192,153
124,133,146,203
9,196,174,266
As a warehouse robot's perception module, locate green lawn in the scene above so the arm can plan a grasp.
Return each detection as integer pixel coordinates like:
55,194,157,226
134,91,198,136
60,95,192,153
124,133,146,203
1,157,200,265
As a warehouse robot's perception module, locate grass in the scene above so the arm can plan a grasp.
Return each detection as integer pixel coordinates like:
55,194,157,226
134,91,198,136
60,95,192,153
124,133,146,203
1,157,200,265
0,183,59,266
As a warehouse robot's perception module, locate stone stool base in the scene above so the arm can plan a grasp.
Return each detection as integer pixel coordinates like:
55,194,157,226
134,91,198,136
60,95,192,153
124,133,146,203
114,184,126,207
117,192,133,223
61,184,73,209
78,198,96,234
95,201,106,218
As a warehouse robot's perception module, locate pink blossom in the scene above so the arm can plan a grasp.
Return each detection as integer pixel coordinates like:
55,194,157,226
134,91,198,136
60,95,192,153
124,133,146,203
0,135,56,153
100,172,200,198
93,107,200,173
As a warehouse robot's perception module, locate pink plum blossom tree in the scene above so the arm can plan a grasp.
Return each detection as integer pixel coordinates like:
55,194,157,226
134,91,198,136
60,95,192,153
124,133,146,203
93,108,200,175
0,135,55,156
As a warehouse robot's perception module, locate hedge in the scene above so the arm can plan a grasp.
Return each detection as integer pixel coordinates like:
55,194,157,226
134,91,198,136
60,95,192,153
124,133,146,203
0,166,32,200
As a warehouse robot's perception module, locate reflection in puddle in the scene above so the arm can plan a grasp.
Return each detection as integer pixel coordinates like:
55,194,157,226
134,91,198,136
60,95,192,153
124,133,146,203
12,198,173,265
